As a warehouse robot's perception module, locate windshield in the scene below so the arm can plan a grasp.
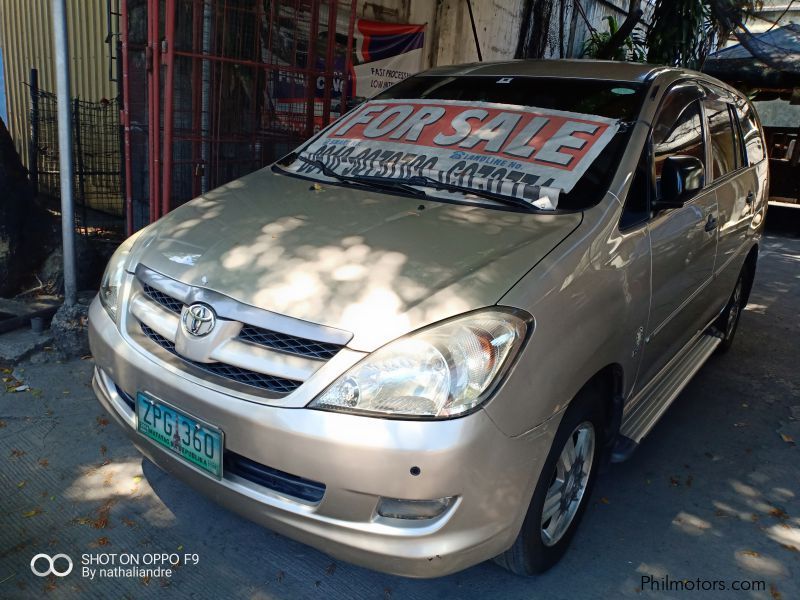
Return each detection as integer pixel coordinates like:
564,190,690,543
280,76,647,211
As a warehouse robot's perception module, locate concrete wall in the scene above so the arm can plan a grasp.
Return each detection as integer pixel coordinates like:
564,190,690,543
428,0,525,65
747,0,800,34
355,0,524,67
355,0,652,69
754,99,800,127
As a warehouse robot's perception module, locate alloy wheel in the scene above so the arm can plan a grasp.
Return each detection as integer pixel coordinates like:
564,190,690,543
540,421,595,547
727,278,743,338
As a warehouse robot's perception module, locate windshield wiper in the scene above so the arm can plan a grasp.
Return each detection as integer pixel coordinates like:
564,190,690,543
291,155,552,211
394,174,549,212
293,155,428,199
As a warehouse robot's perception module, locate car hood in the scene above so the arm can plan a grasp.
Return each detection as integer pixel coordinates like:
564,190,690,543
133,168,581,351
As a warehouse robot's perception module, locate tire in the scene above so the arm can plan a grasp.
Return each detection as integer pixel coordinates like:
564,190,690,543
495,382,606,576
714,266,748,354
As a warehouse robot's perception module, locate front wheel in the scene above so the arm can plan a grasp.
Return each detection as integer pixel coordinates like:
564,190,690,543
495,383,605,576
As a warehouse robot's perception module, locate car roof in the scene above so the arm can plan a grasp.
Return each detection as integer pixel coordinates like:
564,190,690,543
415,59,749,102
418,59,673,83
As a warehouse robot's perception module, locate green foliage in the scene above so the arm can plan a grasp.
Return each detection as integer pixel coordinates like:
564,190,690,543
583,15,647,62
646,0,761,69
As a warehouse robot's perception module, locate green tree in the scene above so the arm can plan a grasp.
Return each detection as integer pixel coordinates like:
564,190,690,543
646,0,762,69
578,0,764,69
583,15,646,61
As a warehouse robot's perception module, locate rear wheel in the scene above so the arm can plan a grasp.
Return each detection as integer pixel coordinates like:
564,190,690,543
715,268,747,354
495,383,605,576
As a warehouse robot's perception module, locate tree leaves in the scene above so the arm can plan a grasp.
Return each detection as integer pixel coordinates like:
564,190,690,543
583,15,647,62
647,1,761,69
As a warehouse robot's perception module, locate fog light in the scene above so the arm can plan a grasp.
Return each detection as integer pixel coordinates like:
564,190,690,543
376,497,455,520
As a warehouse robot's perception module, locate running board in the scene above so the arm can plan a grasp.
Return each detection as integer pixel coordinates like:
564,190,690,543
619,333,722,444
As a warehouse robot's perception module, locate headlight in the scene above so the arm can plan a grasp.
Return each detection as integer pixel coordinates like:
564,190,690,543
309,309,530,419
99,233,140,322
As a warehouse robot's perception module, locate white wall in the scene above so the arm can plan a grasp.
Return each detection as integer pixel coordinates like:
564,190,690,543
429,0,525,65
747,0,800,34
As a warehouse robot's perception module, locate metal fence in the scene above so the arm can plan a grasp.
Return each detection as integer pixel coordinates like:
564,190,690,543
122,0,356,231
28,76,125,239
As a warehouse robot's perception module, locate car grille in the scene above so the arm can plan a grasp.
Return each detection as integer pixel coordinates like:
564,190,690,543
140,281,345,362
142,283,184,314
238,325,341,360
224,451,326,503
128,266,351,398
140,324,302,394
116,384,136,411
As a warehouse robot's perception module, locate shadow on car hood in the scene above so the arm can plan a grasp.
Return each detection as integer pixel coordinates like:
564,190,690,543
135,168,582,351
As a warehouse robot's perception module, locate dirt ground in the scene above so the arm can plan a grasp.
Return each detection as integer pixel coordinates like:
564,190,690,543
1,231,799,600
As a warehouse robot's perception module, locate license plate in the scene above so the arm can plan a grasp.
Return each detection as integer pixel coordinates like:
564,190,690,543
136,392,223,479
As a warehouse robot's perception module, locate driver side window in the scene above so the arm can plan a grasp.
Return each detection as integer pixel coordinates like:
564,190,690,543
619,85,707,229
652,100,705,202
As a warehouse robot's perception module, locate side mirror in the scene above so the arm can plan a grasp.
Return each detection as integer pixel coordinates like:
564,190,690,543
655,155,705,210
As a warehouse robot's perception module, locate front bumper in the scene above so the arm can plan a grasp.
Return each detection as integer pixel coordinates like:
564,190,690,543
88,297,558,577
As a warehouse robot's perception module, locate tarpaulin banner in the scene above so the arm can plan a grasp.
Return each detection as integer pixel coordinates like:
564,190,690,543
352,20,426,98
289,99,620,206
268,18,425,133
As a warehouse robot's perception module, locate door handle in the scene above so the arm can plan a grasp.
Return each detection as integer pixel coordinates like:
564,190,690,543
705,214,718,232
746,191,754,204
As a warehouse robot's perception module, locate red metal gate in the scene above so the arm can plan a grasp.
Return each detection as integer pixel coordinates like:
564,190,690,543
120,0,356,233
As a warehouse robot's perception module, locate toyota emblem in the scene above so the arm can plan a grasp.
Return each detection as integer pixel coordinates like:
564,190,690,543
182,303,216,337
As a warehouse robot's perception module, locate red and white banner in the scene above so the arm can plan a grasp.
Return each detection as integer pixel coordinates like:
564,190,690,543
290,99,620,206
352,20,426,98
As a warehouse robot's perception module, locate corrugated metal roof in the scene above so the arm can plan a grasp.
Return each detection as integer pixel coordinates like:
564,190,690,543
703,23,800,88
0,0,116,166
708,23,800,60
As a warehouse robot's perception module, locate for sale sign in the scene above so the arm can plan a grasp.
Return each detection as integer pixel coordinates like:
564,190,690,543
289,99,620,207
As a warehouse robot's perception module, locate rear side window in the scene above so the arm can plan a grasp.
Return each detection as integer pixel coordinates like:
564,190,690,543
736,102,765,164
704,98,739,179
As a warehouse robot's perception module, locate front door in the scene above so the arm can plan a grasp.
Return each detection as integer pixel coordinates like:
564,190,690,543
639,85,719,389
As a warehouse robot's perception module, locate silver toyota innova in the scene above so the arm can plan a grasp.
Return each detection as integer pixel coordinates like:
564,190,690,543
89,60,768,577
